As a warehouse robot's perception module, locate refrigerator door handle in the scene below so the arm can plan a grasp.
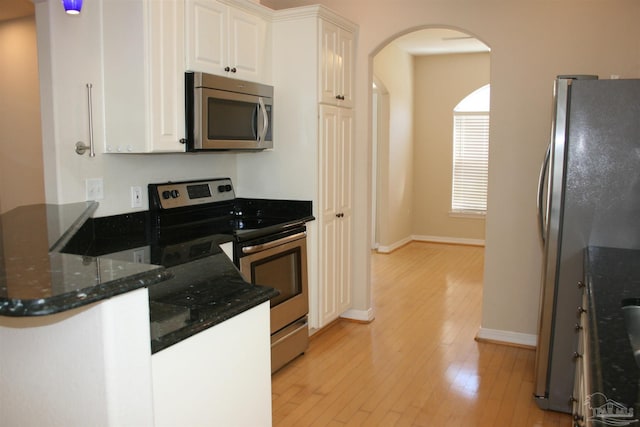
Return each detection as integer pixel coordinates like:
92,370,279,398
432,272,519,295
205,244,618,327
537,144,551,246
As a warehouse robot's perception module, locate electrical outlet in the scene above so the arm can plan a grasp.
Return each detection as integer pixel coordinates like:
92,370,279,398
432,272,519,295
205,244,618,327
131,186,142,208
133,249,145,264
86,178,104,200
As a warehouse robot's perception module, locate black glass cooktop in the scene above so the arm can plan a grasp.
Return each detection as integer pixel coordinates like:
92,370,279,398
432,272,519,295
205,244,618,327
62,198,314,266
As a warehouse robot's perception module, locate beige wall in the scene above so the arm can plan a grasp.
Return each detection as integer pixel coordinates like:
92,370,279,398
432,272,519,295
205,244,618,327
373,49,489,248
0,16,45,214
373,43,414,249
413,52,489,242
263,0,640,339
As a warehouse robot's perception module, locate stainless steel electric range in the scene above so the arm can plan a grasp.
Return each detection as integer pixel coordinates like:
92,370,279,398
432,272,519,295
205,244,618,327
146,178,313,373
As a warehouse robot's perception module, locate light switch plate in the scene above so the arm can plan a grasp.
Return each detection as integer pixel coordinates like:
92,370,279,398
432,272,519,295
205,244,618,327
86,178,104,200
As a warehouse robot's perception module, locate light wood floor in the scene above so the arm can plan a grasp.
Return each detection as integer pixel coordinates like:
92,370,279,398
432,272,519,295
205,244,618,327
272,242,571,426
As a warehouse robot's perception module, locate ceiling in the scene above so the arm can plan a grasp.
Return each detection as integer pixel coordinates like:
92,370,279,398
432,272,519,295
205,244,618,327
0,0,34,22
0,3,488,56
392,28,490,56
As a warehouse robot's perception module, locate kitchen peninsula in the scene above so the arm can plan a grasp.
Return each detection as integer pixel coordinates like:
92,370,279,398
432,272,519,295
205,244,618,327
0,202,276,427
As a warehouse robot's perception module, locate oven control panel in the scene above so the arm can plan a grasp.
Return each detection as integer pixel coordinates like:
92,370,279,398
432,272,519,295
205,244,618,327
148,178,235,210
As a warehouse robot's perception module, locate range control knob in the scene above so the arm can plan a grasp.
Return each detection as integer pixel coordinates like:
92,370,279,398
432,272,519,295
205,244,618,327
217,184,233,193
170,189,180,199
162,190,171,200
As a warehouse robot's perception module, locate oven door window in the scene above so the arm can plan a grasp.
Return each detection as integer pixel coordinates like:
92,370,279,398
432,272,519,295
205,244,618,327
250,248,302,308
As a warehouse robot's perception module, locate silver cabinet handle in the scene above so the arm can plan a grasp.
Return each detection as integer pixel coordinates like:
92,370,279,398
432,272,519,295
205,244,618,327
75,83,96,157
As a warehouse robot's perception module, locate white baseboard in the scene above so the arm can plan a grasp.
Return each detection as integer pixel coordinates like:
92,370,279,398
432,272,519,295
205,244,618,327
340,308,375,323
412,235,485,246
476,327,537,348
376,235,485,254
376,237,412,253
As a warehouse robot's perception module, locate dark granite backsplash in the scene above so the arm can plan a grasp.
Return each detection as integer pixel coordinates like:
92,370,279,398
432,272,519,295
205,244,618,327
234,198,313,219
62,211,149,257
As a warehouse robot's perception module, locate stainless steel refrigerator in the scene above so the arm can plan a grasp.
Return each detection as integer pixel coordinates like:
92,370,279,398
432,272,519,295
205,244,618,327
534,75,640,412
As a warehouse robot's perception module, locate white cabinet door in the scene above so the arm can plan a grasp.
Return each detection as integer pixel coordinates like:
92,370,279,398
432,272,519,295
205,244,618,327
319,20,354,108
319,105,353,326
103,0,185,153
337,28,354,108
185,0,227,75
186,0,267,82
319,21,339,106
337,108,353,313
227,6,265,82
319,105,339,324
148,0,186,152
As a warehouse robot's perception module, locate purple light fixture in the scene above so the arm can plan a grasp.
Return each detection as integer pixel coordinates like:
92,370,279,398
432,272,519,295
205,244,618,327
61,0,83,15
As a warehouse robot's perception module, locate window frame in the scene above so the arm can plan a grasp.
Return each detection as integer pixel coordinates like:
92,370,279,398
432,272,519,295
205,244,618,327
450,104,490,217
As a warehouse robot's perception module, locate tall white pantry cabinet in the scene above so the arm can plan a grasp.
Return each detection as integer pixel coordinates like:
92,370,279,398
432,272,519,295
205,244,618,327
271,6,357,329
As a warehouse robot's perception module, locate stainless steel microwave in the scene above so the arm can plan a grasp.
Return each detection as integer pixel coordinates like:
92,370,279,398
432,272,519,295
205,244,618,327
185,72,273,151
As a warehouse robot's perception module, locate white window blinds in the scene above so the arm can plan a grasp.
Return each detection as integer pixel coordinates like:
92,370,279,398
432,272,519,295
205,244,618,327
452,113,489,213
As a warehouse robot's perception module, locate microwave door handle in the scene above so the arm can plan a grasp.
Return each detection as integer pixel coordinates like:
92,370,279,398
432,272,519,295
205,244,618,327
251,104,259,139
258,97,269,143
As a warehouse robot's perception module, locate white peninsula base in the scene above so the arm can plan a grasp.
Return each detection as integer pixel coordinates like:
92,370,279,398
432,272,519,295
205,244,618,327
0,288,272,427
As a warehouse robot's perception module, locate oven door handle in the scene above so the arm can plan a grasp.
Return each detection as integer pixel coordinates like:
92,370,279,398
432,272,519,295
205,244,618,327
241,231,306,255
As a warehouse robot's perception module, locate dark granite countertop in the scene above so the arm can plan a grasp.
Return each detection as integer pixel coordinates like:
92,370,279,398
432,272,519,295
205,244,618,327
584,246,640,421
0,202,171,316
148,252,278,353
0,199,300,354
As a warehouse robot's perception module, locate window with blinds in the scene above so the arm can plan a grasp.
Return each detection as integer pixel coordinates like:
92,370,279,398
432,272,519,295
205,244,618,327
451,84,490,215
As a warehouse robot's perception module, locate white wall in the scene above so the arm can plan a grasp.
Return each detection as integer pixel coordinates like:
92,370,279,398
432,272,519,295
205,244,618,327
0,16,45,214
372,43,414,249
262,0,640,340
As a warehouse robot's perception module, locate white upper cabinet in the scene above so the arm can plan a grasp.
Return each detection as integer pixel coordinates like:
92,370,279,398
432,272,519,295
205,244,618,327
186,0,227,77
319,20,354,108
103,0,186,153
102,0,270,153
186,0,269,83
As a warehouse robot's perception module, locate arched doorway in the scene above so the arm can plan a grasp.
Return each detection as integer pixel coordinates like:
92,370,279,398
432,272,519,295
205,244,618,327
371,27,491,252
